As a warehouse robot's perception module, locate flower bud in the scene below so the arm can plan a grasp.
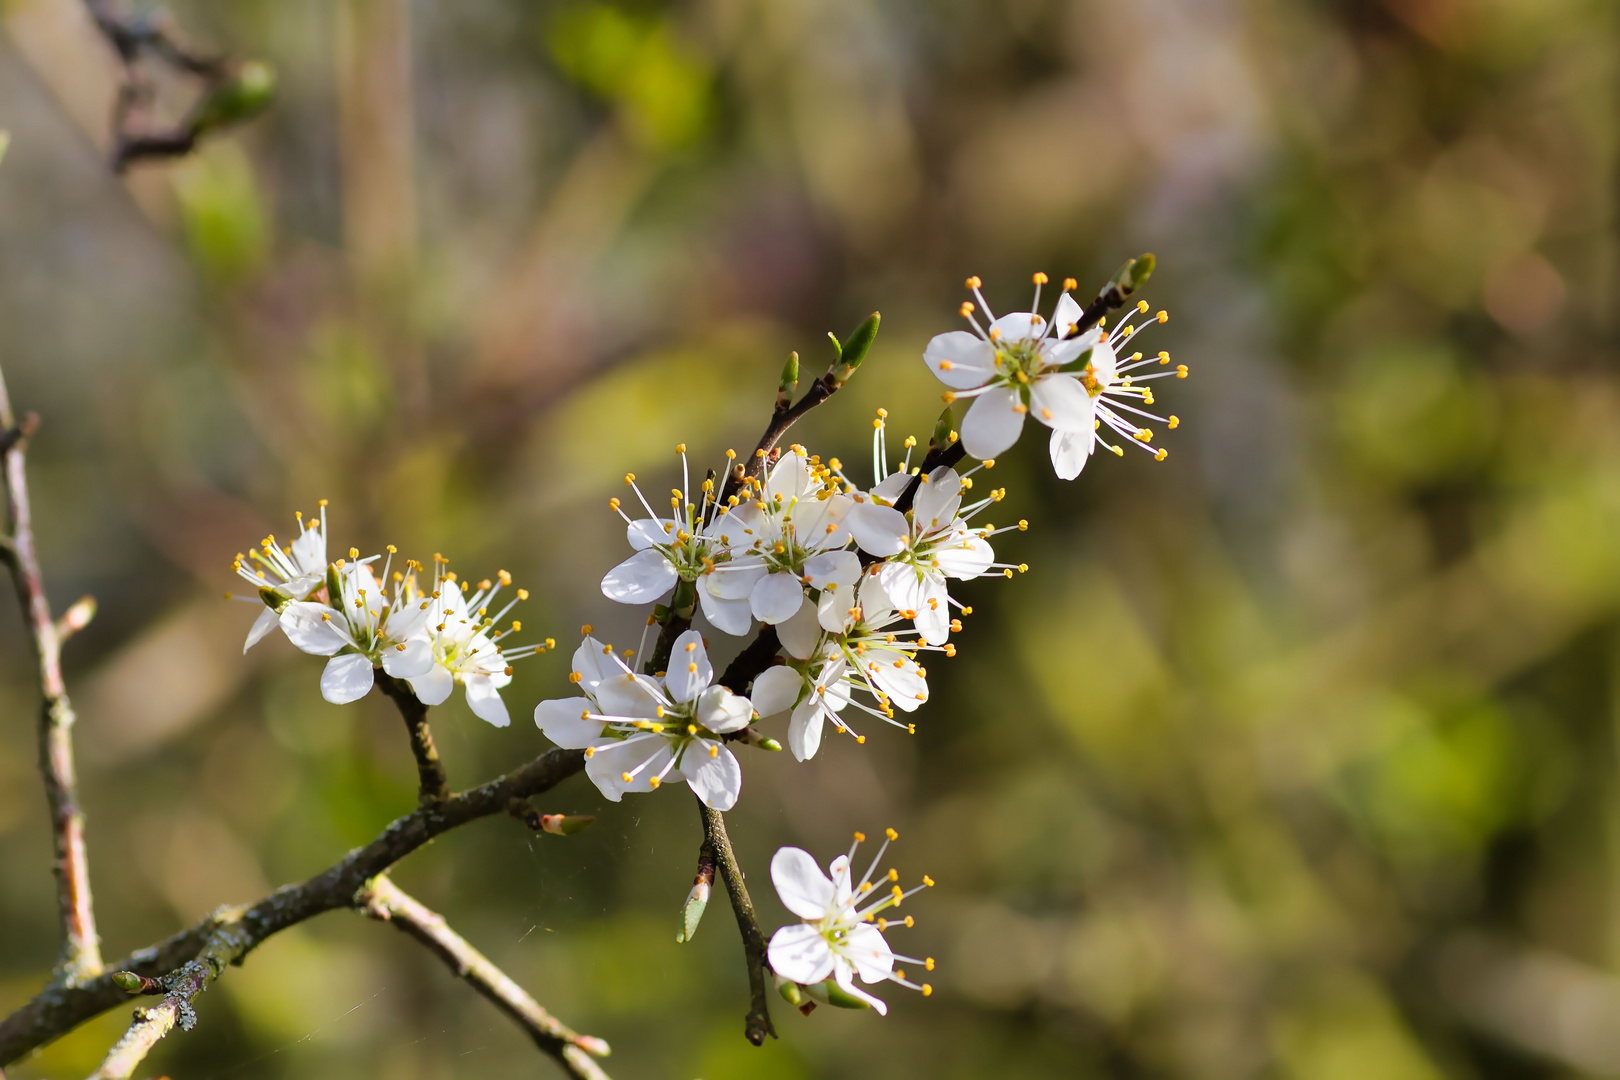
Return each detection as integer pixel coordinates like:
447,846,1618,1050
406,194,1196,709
111,971,145,993
325,563,344,603
928,406,956,454
257,585,288,612
190,61,277,138
58,594,97,635
804,977,873,1009
734,726,783,751
829,312,880,387
676,879,710,943
1110,253,1155,297
539,814,595,836
777,352,799,410
776,974,805,1006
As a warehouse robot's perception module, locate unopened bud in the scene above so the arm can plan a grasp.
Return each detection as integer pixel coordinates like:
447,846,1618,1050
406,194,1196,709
111,971,144,993
928,406,956,453
677,879,710,943
574,1035,612,1058
1110,253,1156,297
57,594,97,637
829,312,880,387
190,61,277,137
776,974,805,1006
539,814,595,836
257,585,288,612
777,352,799,410
805,977,873,1010
325,564,344,604
735,726,783,751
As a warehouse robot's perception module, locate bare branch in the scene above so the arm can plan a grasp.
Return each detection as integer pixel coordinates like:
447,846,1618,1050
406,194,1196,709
0,365,102,985
0,748,586,1066
87,915,253,1080
357,875,613,1080
376,673,450,805
697,799,776,1046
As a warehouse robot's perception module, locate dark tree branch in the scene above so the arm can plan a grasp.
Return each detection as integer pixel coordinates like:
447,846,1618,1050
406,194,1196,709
0,749,586,1066
357,874,613,1080
376,673,450,805
0,366,102,986
697,799,776,1046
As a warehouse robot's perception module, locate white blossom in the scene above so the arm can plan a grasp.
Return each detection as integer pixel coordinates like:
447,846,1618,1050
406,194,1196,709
600,444,754,635
230,502,329,653
767,830,935,1014
923,274,1182,476
534,628,754,810
702,448,860,625
407,559,549,728
278,548,434,705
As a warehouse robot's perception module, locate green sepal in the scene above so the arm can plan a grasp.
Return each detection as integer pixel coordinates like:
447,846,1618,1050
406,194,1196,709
325,563,344,603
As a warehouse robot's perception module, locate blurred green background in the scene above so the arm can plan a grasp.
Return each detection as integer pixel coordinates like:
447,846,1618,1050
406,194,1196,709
2,0,1618,1077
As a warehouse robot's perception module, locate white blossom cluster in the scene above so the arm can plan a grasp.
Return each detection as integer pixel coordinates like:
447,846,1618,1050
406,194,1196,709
233,271,1182,1020
229,505,547,728
539,273,1181,813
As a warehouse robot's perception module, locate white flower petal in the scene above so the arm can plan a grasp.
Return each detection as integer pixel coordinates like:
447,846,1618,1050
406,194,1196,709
1029,373,1094,432
708,559,766,600
408,662,456,706
768,923,836,986
859,570,895,624
960,386,1027,460
788,698,826,761
698,585,753,636
570,635,614,691
933,532,994,580
279,602,350,656
751,571,806,624
842,922,896,984
696,685,753,733
765,450,817,504
913,575,952,645
1049,427,1093,481
832,963,889,1015
593,666,665,719
1051,292,1084,340
803,549,862,590
382,636,434,678
872,471,912,502
585,733,676,799
1087,338,1118,384
988,310,1045,344
865,651,928,713
923,331,997,390
464,674,510,727
913,466,963,531
601,549,679,605
243,606,282,654
627,518,674,551
845,503,909,558
817,587,858,634
534,697,606,749
684,739,742,810
776,596,823,660
665,628,713,704
320,653,375,704
289,525,326,574
771,846,836,919
750,665,804,717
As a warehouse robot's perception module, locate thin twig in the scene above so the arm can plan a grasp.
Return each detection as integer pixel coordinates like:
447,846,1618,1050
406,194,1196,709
0,748,586,1066
86,915,252,1080
376,673,451,805
0,366,102,985
697,799,776,1046
357,875,613,1080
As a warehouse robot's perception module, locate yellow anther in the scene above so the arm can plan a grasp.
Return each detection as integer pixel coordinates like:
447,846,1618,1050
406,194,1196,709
621,772,633,783
888,868,899,882
965,275,982,289
1137,299,1149,313
584,746,594,758
511,620,522,632
922,984,933,997
856,734,866,744
1062,277,1077,291
647,776,661,788
1176,364,1188,378
1168,416,1180,429
922,875,935,887
349,547,359,559
1032,271,1048,284
1155,448,1168,461
708,744,719,758
1018,563,1029,573
689,662,698,673
904,915,914,927
886,827,899,841
545,638,556,649
854,830,867,843
1157,310,1168,323
569,671,582,683
685,641,697,652
582,624,593,634
941,391,956,404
